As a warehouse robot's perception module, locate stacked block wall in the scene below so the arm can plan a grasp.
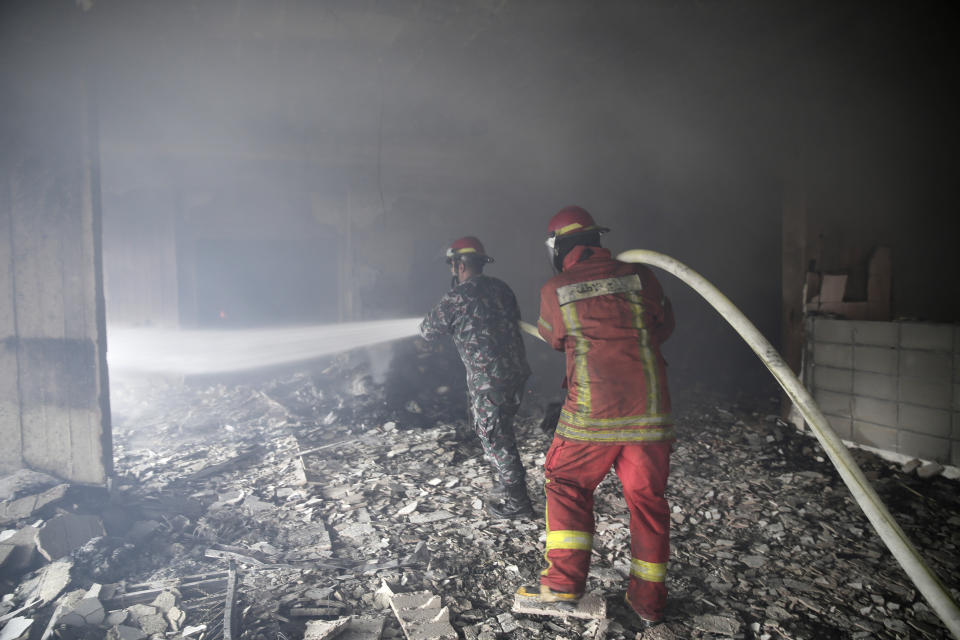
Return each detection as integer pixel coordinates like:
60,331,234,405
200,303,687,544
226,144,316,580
805,318,960,466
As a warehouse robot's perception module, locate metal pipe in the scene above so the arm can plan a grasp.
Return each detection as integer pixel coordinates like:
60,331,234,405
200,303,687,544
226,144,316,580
611,249,960,638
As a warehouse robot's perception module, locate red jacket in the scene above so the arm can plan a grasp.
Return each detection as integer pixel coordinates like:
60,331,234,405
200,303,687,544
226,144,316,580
538,246,674,444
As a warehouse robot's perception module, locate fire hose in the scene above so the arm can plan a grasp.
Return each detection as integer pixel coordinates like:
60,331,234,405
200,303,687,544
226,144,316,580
520,249,960,638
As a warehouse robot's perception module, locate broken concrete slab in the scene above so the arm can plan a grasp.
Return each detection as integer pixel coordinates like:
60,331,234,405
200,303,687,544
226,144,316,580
106,625,147,640
407,510,454,525
691,613,741,636
389,591,457,640
512,591,607,621
0,617,33,640
31,560,72,605
0,485,69,527
304,616,351,640
36,514,106,562
59,585,105,627
339,615,386,640
0,526,39,572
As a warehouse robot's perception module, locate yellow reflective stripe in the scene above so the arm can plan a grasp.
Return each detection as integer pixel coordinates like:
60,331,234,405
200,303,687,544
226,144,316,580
560,303,591,413
556,423,675,443
626,290,659,414
556,221,585,236
546,530,593,551
631,559,666,582
455,247,478,254
538,316,552,332
558,409,672,428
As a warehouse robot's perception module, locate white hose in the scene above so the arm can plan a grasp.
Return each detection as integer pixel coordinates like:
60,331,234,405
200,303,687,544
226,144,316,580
603,249,960,638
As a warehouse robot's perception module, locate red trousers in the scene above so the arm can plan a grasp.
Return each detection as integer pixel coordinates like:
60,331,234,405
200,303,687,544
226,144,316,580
540,438,671,621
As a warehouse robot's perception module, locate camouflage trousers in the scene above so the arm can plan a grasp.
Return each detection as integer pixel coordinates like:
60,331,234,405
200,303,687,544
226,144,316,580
469,382,527,489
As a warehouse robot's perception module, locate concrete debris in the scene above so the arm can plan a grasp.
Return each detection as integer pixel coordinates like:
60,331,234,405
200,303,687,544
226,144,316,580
512,591,607,621
0,484,69,527
36,513,106,562
389,590,458,640
691,613,741,636
339,615,387,640
59,585,105,626
30,560,72,605
106,625,147,640
304,616,351,639
916,462,945,479
1,351,957,639
0,526,39,572
0,617,32,640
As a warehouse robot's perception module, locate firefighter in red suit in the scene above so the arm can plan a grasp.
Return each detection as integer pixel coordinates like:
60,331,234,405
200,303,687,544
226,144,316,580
516,206,675,628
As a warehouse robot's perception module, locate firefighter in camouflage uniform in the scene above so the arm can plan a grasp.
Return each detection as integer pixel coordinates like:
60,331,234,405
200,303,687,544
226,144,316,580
420,236,535,519
516,206,675,629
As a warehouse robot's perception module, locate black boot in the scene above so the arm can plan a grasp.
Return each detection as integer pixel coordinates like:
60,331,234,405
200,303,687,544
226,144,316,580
487,483,534,519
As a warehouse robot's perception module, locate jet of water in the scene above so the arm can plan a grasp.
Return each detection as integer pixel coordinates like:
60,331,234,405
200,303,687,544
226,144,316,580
107,318,423,375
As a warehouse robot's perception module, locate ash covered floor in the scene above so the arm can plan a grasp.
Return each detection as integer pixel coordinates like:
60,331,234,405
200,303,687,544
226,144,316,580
1,347,958,640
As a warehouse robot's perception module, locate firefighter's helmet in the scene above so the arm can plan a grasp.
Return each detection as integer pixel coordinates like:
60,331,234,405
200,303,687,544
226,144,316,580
446,236,494,264
545,206,609,254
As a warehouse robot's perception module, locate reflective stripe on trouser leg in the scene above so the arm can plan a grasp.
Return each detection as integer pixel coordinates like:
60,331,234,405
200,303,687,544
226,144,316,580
631,558,666,582
615,442,671,621
540,439,621,594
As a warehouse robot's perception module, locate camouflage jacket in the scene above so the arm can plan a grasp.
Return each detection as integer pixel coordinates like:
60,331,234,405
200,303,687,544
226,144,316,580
420,275,532,394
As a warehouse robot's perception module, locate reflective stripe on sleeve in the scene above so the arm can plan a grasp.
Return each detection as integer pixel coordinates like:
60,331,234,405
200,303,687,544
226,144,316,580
538,316,552,332
546,530,593,552
630,558,667,582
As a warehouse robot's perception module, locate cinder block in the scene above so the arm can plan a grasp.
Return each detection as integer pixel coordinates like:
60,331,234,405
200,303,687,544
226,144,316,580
853,372,897,400
851,321,897,347
814,389,852,418
814,343,852,369
814,319,854,344
897,431,950,464
899,378,952,409
954,412,960,440
899,351,952,381
953,440,960,468
853,396,897,427
898,404,951,438
853,421,898,452
813,366,853,394
952,384,960,411
899,323,954,351
826,415,852,440
853,346,897,375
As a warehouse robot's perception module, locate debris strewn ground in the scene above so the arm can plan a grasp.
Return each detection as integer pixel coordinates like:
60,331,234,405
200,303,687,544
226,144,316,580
1,342,958,639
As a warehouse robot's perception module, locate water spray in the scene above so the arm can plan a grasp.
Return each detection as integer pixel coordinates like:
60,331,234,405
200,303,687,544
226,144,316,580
107,318,422,376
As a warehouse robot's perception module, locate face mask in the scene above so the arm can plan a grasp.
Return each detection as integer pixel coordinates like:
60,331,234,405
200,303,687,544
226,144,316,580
545,235,561,273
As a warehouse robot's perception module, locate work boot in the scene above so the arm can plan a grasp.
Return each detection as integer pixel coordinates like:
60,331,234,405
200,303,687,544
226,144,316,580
625,592,663,629
487,483,534,519
515,584,582,611
488,479,507,499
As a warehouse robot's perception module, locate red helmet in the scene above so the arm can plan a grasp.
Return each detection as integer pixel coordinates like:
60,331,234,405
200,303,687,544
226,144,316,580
546,206,609,249
446,236,494,263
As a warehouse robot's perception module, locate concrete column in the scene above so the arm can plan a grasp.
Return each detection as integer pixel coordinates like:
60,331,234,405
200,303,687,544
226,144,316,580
0,5,111,484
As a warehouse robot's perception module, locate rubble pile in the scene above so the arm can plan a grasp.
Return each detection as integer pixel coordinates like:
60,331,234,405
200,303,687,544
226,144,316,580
1,344,958,639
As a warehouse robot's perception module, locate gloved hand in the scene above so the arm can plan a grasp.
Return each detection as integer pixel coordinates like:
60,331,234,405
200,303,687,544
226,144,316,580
538,401,563,435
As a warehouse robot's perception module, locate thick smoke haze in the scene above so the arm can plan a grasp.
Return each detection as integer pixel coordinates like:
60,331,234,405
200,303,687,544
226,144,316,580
3,1,956,394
